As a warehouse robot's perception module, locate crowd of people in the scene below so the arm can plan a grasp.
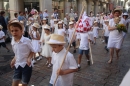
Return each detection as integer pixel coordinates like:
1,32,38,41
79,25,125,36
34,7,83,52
0,7,130,86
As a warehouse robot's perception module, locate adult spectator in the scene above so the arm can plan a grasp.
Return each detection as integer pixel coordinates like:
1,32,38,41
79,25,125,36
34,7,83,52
0,11,7,35
53,8,59,19
18,11,25,22
43,9,49,24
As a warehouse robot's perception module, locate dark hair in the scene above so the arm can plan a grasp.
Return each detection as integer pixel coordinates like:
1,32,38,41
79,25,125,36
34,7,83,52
0,11,5,15
123,15,128,18
113,10,121,14
58,23,63,29
9,23,22,30
14,13,18,17
19,11,22,14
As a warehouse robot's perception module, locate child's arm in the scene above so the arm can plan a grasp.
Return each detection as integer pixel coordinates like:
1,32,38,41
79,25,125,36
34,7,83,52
10,57,16,68
27,52,34,66
57,69,78,75
35,31,40,40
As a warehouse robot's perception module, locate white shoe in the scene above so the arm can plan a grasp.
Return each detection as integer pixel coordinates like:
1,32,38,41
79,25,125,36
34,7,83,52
45,61,49,66
32,59,36,64
37,56,42,61
47,64,52,67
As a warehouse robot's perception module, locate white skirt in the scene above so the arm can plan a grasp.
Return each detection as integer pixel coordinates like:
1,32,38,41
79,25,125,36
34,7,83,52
107,35,123,49
32,40,41,53
41,43,52,57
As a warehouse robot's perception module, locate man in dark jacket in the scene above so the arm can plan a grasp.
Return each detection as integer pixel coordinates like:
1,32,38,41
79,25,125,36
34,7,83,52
0,11,7,35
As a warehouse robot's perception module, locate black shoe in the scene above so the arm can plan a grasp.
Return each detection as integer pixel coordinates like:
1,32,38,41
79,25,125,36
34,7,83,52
78,66,81,71
88,61,90,65
73,50,76,53
7,50,10,52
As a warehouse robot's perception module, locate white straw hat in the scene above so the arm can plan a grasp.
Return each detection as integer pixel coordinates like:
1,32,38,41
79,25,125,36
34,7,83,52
54,19,58,22
42,18,47,21
94,21,98,23
32,23,40,28
123,13,128,16
8,19,24,30
44,25,50,30
104,19,109,22
0,25,3,29
47,34,66,45
70,17,75,21
69,21,74,25
58,21,63,24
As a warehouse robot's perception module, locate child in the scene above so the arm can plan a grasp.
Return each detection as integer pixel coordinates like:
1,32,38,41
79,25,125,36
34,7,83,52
53,19,58,34
103,20,109,52
92,21,99,44
50,15,54,32
47,34,78,86
77,32,91,70
57,21,66,37
8,19,34,86
68,21,76,53
30,23,42,61
41,25,52,67
0,25,10,52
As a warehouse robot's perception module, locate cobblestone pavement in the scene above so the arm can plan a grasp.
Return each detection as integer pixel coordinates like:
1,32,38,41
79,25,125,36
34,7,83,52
0,30,130,86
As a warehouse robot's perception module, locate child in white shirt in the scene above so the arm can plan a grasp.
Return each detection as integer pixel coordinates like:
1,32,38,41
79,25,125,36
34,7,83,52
92,21,99,44
0,25,10,52
9,20,34,86
103,20,109,52
77,32,91,70
57,21,66,37
68,21,76,53
47,34,78,86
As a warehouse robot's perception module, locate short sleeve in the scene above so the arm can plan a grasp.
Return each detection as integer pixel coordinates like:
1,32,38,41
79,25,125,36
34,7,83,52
26,39,35,52
67,53,78,69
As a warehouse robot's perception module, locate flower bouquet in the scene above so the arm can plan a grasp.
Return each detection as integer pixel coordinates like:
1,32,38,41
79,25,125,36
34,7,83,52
116,24,127,33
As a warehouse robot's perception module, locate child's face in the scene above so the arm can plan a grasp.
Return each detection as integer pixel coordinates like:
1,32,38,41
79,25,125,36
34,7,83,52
50,44,63,53
69,24,74,28
33,27,37,31
44,29,49,34
58,24,63,28
94,23,98,26
9,26,23,38
54,21,58,24
42,20,46,24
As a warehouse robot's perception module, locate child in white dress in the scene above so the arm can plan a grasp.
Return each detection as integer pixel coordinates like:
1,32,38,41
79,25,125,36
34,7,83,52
53,19,58,34
57,21,66,37
68,21,76,53
92,21,99,44
41,25,52,67
30,23,42,63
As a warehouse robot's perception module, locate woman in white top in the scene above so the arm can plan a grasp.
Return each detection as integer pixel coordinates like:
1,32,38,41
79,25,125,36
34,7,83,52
107,8,125,63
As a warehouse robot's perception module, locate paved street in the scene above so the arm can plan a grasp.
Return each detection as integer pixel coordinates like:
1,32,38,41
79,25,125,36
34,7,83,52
0,30,130,86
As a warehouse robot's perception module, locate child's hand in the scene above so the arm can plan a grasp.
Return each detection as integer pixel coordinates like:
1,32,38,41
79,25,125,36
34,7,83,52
27,58,31,66
10,58,15,68
57,69,64,75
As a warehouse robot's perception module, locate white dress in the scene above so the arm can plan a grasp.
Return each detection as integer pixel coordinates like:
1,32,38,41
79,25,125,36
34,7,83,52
41,34,52,57
54,24,58,34
107,19,124,49
31,30,41,53
93,26,99,38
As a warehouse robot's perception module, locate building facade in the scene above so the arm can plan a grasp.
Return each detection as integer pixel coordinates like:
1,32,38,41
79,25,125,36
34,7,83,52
0,0,111,19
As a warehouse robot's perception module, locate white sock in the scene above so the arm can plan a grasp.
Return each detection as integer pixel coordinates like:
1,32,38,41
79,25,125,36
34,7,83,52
78,64,80,67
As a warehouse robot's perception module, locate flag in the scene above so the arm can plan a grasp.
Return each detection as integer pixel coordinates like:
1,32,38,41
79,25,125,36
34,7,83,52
76,11,92,33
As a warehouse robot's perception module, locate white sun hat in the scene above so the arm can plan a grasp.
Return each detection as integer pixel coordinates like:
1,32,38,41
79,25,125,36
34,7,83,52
54,19,58,22
58,21,63,24
123,13,128,16
42,18,47,21
94,21,98,23
47,34,66,45
69,21,74,25
0,25,3,29
32,23,40,28
44,25,50,30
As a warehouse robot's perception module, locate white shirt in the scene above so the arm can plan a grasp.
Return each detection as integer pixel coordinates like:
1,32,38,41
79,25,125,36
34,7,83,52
0,30,5,43
103,24,110,37
64,17,68,25
50,48,77,86
43,12,49,18
109,18,125,38
79,33,90,50
11,36,34,68
57,29,66,36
